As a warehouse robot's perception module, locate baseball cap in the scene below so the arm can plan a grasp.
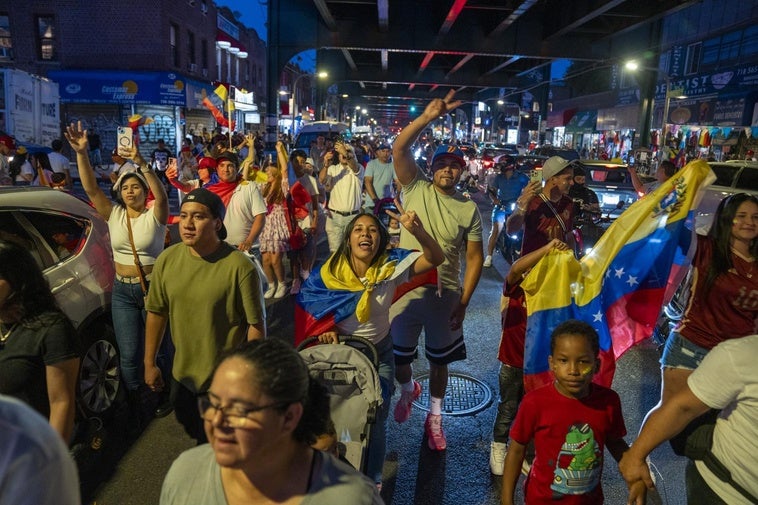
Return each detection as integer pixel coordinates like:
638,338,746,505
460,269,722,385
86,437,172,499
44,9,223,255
377,143,391,150
111,170,148,200
0,135,15,150
431,145,465,168
495,154,515,169
15,146,27,155
215,151,240,167
541,156,573,181
182,188,227,240
305,157,315,167
197,157,217,171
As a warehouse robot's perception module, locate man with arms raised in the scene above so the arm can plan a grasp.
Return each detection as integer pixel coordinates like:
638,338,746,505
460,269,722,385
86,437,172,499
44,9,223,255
391,90,484,451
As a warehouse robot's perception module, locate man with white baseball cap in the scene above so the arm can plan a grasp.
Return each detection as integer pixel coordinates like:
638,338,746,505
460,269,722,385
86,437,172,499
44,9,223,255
506,155,576,256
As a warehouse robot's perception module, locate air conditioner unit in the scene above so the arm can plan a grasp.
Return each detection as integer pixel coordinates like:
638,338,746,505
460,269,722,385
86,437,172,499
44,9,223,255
189,63,197,72
201,68,208,77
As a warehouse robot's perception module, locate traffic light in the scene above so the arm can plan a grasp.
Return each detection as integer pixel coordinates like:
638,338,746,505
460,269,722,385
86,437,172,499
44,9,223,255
410,105,416,113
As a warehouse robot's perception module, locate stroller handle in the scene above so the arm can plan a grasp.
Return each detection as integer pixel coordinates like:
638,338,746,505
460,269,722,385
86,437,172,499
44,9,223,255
296,335,380,369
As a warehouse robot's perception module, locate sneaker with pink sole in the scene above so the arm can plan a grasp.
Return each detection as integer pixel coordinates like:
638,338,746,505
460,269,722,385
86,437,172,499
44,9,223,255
393,380,421,423
424,413,447,451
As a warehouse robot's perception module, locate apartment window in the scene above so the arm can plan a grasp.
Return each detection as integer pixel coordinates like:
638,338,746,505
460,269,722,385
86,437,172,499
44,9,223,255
684,42,701,75
719,31,741,63
702,37,719,65
742,25,758,57
170,23,179,67
0,15,12,61
201,39,208,70
36,15,56,61
187,31,195,64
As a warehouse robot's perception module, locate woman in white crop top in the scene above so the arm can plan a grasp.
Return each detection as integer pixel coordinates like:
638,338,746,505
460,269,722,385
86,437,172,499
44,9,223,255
65,123,169,413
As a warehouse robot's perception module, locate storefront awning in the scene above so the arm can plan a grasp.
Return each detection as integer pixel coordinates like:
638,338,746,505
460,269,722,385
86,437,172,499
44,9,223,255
597,105,639,131
49,70,186,106
546,108,576,128
565,110,597,133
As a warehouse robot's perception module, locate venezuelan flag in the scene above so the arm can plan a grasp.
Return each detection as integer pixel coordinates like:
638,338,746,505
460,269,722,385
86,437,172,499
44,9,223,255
521,160,715,391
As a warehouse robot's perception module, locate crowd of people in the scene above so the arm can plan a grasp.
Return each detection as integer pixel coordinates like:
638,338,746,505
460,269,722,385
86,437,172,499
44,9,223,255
0,101,756,505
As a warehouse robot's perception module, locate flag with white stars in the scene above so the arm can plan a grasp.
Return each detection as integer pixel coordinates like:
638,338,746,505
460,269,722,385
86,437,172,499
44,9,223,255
521,160,715,391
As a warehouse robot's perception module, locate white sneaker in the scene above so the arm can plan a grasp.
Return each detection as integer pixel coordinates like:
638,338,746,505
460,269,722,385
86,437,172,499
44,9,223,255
263,283,276,299
489,441,507,475
274,282,288,298
521,459,532,476
483,255,493,267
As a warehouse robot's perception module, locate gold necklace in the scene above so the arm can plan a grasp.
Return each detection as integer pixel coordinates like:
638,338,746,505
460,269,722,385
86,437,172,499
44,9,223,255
0,323,17,343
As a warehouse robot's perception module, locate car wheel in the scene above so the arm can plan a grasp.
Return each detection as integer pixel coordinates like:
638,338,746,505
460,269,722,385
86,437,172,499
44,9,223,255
77,321,122,419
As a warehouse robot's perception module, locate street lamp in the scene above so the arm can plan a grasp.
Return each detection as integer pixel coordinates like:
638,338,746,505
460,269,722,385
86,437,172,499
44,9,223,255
288,71,328,133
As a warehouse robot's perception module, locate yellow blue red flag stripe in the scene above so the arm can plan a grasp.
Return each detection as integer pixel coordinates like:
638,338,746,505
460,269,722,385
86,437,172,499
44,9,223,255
521,160,715,391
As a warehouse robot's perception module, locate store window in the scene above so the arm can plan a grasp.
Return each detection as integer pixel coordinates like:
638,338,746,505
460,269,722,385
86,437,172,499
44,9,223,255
0,15,12,61
35,15,56,61
701,36,719,65
170,23,179,67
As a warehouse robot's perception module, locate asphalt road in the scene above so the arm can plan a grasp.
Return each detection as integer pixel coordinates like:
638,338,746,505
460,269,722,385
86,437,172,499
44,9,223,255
84,190,686,505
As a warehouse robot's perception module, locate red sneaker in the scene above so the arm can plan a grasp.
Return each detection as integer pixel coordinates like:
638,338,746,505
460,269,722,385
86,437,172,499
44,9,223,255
393,380,421,423
425,413,447,451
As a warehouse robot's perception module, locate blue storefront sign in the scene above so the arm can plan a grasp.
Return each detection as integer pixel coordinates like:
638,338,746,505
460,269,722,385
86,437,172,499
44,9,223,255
48,70,186,106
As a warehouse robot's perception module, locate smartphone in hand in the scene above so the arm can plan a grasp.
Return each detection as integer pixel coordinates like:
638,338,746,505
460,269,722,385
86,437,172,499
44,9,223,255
116,127,133,157
530,169,542,183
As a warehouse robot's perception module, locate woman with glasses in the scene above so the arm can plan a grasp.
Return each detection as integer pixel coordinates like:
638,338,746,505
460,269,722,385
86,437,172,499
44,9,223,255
160,338,383,505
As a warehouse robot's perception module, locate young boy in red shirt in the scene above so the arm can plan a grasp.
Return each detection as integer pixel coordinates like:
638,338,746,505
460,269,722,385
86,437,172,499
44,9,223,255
501,320,646,505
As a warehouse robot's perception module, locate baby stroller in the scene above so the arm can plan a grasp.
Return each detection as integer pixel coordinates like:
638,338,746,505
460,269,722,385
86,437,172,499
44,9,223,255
297,336,383,474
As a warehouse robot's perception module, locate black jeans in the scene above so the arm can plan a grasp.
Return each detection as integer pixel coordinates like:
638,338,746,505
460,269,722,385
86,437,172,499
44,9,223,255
493,363,525,443
170,379,207,444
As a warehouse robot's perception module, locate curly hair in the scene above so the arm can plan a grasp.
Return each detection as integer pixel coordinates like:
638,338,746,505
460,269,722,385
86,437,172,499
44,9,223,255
211,339,330,445
550,319,600,357
704,193,758,291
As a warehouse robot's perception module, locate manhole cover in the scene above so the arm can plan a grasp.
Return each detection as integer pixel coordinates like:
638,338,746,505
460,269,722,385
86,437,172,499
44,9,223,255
412,372,492,416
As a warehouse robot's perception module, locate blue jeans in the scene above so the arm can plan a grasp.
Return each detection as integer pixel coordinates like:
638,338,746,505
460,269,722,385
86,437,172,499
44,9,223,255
112,278,173,391
366,335,395,484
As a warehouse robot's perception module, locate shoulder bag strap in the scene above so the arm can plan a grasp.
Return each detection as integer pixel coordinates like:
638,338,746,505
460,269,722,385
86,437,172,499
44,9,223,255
125,212,149,295
538,193,568,235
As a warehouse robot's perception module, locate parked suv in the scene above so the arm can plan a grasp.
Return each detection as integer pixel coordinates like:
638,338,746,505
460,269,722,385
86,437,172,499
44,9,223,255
0,187,121,429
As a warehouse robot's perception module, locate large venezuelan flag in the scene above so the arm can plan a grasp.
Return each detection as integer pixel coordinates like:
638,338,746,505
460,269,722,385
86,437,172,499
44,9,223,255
521,160,715,391
294,248,427,345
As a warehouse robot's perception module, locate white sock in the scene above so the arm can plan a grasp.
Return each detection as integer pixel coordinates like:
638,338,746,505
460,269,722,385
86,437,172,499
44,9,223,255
400,380,415,393
430,396,443,415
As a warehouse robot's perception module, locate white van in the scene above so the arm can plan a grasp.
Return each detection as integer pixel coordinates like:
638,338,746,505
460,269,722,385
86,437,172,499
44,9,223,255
293,121,351,150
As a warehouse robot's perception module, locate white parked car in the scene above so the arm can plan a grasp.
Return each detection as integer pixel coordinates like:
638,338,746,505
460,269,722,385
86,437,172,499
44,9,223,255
0,186,121,429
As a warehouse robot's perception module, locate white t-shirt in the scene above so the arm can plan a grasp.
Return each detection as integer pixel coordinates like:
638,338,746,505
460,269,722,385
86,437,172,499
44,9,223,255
332,251,420,341
325,163,365,214
14,160,34,182
47,151,70,174
0,395,81,505
688,334,758,504
223,181,267,246
108,205,167,266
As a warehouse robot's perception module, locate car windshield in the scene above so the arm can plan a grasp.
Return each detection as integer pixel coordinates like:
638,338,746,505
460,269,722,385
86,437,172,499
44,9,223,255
736,166,758,190
709,163,739,187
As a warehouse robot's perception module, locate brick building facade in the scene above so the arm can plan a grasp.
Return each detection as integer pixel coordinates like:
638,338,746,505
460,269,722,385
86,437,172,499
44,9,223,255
0,0,266,155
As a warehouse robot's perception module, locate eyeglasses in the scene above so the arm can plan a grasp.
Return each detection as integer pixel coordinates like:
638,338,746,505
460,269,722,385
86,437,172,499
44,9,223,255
197,393,288,428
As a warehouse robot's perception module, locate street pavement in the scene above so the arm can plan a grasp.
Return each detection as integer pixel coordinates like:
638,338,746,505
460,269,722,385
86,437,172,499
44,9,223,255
84,188,687,505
